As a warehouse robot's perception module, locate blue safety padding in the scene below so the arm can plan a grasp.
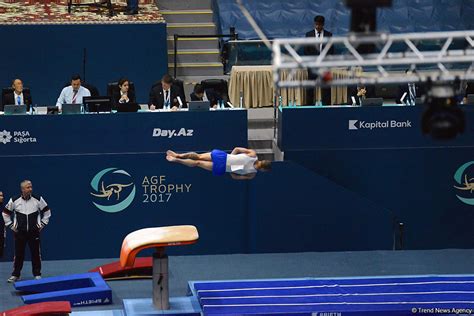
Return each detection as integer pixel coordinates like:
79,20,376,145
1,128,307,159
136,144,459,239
15,272,112,307
215,0,474,40
193,275,474,315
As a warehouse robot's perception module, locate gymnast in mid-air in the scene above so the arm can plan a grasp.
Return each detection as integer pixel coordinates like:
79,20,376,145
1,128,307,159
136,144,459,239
166,147,271,180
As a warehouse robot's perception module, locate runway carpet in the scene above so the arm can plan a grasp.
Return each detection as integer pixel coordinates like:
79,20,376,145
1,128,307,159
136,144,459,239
0,0,164,25
1,249,474,313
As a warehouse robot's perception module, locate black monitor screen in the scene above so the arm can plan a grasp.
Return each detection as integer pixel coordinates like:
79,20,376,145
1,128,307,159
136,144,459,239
84,96,112,113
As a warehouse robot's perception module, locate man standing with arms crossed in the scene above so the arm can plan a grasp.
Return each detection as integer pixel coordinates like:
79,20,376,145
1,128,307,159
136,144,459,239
3,180,51,283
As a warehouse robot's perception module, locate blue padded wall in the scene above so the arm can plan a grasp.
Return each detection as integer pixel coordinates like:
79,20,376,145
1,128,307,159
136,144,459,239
216,0,474,40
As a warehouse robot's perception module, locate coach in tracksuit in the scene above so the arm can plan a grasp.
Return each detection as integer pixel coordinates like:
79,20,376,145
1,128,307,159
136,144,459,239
2,180,51,283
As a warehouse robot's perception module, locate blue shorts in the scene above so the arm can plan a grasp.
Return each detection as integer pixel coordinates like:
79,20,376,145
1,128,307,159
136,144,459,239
211,149,227,176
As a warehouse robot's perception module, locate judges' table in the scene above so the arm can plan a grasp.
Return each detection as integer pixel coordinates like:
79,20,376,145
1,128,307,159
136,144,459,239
0,109,247,156
278,105,474,250
228,66,348,108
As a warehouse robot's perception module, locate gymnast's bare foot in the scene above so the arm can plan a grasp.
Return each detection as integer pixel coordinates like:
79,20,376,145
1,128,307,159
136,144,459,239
166,155,177,162
166,150,178,157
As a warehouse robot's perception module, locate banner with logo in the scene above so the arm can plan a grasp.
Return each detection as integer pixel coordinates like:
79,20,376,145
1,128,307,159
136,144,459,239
278,106,474,249
0,155,393,260
278,106,474,151
0,110,248,156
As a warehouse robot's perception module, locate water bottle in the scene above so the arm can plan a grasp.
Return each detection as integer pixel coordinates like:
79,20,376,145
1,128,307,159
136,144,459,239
278,96,283,108
220,100,224,109
239,91,243,108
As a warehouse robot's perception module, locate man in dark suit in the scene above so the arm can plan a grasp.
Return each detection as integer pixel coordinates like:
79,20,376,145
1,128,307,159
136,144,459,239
2,79,32,111
190,84,220,108
149,74,186,110
305,15,333,106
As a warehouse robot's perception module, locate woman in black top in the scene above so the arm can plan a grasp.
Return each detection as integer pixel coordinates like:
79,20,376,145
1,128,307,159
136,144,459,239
113,78,139,112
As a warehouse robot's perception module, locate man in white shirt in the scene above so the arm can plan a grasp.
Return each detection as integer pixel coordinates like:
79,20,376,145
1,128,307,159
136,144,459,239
55,74,91,110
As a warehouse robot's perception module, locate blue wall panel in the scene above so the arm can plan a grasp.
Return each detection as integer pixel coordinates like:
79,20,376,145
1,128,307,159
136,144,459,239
216,0,474,39
278,106,474,250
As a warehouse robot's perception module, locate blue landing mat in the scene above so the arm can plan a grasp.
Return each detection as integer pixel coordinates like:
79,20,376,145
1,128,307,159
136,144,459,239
192,275,474,315
14,272,112,307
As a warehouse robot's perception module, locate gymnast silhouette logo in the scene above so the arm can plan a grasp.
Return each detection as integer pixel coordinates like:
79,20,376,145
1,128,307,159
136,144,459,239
453,161,474,206
90,168,136,213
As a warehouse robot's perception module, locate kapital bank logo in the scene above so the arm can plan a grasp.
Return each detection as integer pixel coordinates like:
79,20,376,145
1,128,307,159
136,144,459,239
348,119,412,130
453,161,474,206
90,168,136,213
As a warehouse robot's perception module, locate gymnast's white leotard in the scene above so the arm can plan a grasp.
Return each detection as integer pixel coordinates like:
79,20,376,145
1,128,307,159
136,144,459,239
225,154,257,175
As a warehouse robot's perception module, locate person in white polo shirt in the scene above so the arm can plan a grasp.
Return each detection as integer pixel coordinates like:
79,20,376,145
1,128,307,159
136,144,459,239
2,180,51,283
55,74,91,111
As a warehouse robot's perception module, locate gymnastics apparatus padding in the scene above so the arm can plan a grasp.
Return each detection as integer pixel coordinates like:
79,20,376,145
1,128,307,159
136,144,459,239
1,301,71,316
14,272,112,307
90,257,153,280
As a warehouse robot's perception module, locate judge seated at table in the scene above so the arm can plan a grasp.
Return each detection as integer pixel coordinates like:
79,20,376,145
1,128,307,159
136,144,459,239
55,74,91,110
347,85,375,106
148,74,185,110
112,77,139,112
3,79,32,111
190,84,220,108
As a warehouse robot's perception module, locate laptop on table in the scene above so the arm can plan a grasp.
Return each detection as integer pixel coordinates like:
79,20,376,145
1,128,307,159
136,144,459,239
188,101,210,112
4,104,27,115
361,98,383,106
62,103,82,114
